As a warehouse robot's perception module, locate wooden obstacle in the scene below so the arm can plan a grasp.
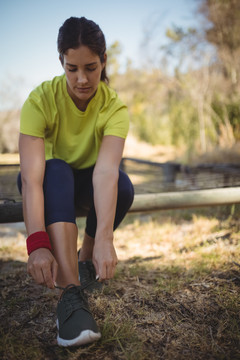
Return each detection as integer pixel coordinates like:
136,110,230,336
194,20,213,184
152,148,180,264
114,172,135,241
1,158,240,223
1,187,240,223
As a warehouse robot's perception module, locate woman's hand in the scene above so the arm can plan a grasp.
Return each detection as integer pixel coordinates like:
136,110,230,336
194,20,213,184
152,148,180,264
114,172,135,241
27,248,58,289
92,238,118,281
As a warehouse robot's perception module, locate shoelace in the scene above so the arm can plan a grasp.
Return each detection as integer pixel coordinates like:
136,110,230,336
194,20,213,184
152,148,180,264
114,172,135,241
55,284,90,318
55,282,101,325
55,277,100,294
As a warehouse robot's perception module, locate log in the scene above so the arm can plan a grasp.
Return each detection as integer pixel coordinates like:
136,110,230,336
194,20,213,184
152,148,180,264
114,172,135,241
0,201,24,223
130,187,240,212
0,202,88,224
1,187,240,223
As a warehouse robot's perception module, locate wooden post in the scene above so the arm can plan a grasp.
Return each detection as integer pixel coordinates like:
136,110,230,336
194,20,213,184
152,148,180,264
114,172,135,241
1,187,240,223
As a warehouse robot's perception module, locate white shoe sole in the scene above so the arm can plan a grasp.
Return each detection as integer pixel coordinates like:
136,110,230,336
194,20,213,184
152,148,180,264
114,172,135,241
56,320,101,347
57,329,101,347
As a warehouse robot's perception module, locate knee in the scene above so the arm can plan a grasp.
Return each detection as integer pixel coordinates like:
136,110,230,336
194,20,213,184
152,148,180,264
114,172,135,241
44,159,74,190
118,171,134,207
45,159,73,179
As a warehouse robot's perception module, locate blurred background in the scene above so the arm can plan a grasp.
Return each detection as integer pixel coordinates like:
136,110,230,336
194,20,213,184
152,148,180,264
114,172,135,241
1,4,240,358
0,0,240,163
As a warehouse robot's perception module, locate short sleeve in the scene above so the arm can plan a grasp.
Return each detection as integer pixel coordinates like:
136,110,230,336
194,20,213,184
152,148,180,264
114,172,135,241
103,106,129,139
20,97,47,138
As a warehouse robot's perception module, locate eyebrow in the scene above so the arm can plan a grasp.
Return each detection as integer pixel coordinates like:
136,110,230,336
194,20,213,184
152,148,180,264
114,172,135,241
66,62,98,67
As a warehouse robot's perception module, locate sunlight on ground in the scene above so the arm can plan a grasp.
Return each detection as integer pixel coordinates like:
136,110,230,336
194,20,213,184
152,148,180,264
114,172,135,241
1,209,239,360
0,222,27,262
0,212,238,273
114,212,239,271
123,134,179,162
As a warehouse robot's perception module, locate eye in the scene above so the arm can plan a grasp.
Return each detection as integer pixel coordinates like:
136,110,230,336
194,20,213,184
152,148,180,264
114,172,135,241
87,67,97,72
68,68,77,72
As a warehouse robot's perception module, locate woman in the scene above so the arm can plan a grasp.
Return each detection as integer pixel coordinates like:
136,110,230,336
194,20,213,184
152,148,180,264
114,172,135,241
18,16,134,347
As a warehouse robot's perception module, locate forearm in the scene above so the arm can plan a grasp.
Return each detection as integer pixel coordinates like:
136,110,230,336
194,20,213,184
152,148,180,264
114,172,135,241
90,136,124,279
19,134,46,236
92,168,119,280
22,181,45,236
93,167,119,239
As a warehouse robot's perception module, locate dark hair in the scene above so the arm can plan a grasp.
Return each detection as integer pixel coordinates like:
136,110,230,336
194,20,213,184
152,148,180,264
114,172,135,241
57,17,108,83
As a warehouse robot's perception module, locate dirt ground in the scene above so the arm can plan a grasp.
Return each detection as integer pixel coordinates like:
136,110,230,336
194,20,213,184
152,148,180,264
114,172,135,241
1,207,240,360
0,140,240,359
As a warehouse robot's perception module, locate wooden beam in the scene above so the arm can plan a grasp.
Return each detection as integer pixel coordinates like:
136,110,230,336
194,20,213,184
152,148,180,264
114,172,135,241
0,202,88,224
0,202,24,223
1,187,240,223
130,187,240,212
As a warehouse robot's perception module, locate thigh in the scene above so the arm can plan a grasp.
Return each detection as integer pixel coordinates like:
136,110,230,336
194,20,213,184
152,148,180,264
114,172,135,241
73,166,95,211
17,159,76,226
43,159,76,226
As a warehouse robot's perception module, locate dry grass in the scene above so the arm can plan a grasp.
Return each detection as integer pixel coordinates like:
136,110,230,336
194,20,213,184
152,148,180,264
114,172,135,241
0,205,240,360
188,143,240,165
1,140,240,359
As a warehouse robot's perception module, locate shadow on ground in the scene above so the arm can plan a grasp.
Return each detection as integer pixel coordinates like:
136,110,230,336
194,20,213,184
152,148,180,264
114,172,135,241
0,257,240,360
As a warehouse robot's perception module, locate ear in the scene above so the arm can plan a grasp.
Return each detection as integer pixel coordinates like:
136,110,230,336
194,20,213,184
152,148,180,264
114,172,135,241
102,52,107,68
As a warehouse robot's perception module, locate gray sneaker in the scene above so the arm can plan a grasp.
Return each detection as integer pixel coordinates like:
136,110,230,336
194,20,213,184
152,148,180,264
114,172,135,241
78,260,103,292
56,284,101,347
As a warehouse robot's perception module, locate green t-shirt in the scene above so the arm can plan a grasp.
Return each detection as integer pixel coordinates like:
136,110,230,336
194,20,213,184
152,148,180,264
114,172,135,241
20,74,129,169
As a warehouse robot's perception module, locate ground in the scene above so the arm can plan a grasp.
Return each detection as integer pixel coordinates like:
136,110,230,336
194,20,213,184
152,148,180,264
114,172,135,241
0,139,240,359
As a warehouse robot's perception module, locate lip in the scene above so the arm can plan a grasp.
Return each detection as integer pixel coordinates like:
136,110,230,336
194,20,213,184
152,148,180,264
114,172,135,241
76,87,91,93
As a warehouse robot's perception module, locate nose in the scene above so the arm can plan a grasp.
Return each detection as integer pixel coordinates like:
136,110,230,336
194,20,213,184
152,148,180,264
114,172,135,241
77,70,88,84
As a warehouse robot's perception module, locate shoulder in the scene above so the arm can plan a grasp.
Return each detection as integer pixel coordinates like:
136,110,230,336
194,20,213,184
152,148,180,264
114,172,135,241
96,83,129,139
98,82,127,112
27,75,65,103
22,75,66,115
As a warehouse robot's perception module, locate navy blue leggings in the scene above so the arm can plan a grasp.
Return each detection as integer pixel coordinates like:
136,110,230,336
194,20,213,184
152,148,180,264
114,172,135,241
17,159,134,238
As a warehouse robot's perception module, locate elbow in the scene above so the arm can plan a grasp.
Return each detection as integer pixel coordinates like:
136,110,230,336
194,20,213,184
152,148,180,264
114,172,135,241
93,166,119,186
20,172,43,196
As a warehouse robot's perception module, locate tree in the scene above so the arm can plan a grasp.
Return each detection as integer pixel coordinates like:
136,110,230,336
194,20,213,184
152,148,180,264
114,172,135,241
107,41,122,86
158,0,240,151
200,0,240,87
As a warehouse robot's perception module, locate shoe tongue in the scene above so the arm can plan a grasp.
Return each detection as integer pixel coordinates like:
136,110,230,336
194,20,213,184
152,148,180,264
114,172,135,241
63,286,87,306
62,285,80,299
59,289,89,324
79,261,88,267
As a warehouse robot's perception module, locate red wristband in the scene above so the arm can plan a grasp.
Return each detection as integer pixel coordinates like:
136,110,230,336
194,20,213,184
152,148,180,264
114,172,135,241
26,231,52,255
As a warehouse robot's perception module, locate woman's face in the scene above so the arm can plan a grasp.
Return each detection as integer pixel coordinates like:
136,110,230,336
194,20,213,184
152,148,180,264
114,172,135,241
62,46,106,111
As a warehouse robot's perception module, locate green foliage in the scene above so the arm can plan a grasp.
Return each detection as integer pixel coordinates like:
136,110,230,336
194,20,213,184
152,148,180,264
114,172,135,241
211,97,240,140
115,69,173,146
107,41,122,84
1,0,240,157
168,94,199,148
166,25,197,43
113,0,240,154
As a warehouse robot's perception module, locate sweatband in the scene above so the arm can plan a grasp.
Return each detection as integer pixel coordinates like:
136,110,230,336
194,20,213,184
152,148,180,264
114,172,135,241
26,231,52,255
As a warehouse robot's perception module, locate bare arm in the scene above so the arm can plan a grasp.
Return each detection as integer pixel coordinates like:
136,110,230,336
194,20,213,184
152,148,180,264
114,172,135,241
19,134,57,288
19,134,46,233
92,135,125,280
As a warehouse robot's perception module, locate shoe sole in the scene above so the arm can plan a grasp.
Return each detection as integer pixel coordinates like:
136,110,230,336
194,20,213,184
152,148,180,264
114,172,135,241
57,329,101,347
56,320,101,347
